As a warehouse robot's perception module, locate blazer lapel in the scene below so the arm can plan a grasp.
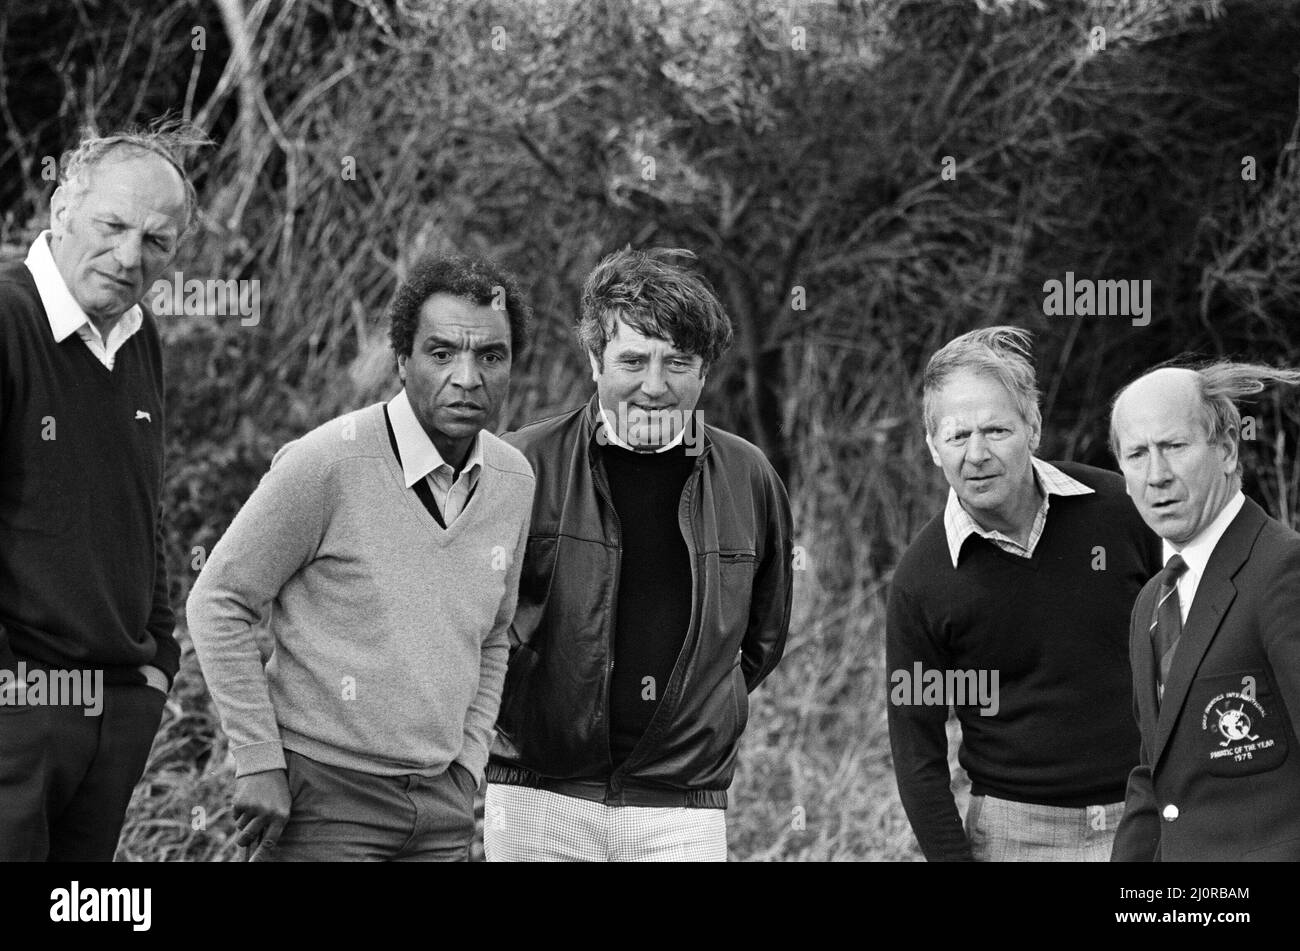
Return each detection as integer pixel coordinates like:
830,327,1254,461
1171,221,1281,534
1152,500,1266,765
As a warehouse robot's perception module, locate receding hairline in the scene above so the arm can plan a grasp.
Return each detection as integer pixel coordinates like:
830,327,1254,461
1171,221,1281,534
65,146,188,210
1110,368,1221,458
1112,368,1203,423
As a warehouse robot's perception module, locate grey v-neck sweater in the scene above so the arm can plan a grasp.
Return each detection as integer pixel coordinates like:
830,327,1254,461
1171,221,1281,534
186,402,534,781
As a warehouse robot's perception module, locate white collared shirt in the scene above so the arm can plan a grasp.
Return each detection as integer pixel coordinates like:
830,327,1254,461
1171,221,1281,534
942,457,1095,567
387,389,483,525
24,231,143,371
1162,490,1246,624
598,404,688,453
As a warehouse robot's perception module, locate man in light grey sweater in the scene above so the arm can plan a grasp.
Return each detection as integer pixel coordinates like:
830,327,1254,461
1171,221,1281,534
187,254,535,861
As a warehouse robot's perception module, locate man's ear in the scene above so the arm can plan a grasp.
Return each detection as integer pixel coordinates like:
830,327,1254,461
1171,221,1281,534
588,349,601,382
925,429,943,468
396,353,407,385
49,185,69,234
1220,428,1240,475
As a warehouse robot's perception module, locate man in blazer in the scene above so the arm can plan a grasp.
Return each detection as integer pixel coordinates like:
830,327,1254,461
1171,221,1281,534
1109,362,1300,861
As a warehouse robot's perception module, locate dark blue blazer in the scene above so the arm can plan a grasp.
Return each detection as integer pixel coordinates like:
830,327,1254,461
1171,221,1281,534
1113,497,1300,861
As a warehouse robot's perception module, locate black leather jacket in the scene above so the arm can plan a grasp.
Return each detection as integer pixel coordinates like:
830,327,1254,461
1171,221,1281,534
486,396,793,807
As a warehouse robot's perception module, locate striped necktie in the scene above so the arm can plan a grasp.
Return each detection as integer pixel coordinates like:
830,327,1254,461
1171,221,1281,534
1150,554,1188,702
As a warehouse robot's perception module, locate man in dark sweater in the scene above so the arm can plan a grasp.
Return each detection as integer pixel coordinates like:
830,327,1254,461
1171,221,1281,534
887,326,1160,861
485,248,793,861
0,125,202,860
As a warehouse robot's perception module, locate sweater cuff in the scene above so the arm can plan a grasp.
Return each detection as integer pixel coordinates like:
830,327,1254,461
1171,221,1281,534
458,736,491,786
232,740,287,778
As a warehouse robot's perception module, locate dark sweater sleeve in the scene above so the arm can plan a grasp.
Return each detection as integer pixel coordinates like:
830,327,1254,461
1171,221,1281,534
145,509,180,686
886,573,974,862
143,323,179,686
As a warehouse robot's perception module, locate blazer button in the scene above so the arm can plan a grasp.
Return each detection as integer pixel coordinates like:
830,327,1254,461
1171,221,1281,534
1162,804,1179,822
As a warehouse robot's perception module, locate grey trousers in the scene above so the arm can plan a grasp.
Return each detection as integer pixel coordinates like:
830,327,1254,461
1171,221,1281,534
965,793,1124,861
252,749,477,862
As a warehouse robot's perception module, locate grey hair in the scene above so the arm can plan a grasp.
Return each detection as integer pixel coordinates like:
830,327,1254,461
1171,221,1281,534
1109,361,1300,475
57,118,211,237
922,326,1042,436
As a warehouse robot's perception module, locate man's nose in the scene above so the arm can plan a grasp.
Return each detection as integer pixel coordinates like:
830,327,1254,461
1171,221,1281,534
965,432,991,463
640,364,667,398
112,231,143,273
450,352,483,389
1146,448,1173,485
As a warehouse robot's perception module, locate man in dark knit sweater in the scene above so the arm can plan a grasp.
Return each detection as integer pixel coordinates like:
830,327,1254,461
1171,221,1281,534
0,125,202,860
887,327,1160,861
485,248,793,861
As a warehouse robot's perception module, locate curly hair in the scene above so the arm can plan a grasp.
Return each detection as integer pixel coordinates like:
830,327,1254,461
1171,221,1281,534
387,253,533,364
577,247,733,371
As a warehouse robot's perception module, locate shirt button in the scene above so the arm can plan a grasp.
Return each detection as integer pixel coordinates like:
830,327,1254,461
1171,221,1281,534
1162,804,1179,822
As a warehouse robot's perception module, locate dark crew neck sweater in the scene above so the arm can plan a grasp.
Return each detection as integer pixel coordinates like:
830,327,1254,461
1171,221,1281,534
886,461,1161,861
0,262,178,684
600,440,697,764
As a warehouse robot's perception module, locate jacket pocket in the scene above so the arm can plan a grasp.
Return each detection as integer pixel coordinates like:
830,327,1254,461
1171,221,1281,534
731,660,749,737
1194,670,1289,778
715,550,758,644
1243,834,1300,861
512,536,558,646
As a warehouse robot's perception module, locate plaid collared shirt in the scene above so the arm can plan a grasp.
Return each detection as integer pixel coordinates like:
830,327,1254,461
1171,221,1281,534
943,458,1094,567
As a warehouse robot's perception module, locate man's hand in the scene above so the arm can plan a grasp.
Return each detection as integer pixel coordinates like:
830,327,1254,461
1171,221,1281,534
138,664,170,694
233,769,291,856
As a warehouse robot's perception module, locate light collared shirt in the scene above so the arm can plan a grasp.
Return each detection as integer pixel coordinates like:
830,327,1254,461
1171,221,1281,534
1161,490,1245,624
943,457,1095,567
387,389,483,525
24,231,143,371
598,404,688,453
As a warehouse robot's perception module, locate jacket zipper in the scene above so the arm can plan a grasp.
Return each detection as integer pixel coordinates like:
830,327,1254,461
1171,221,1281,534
677,459,702,708
590,453,622,795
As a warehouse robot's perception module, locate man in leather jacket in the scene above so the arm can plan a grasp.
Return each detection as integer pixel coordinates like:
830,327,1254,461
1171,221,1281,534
484,247,793,861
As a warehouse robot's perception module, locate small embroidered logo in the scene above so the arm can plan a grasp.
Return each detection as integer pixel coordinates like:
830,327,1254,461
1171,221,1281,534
135,411,152,423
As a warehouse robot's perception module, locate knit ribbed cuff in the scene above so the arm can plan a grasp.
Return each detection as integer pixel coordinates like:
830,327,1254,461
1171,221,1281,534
232,740,287,777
